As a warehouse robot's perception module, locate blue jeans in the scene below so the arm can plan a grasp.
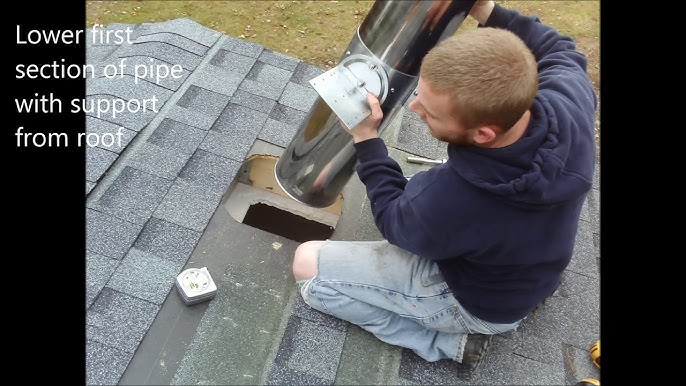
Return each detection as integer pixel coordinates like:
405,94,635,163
298,240,522,362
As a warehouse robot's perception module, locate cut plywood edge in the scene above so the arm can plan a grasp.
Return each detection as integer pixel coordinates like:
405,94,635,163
224,183,339,228
244,154,344,216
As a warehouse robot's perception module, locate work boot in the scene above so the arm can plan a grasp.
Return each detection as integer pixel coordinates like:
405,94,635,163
461,333,493,371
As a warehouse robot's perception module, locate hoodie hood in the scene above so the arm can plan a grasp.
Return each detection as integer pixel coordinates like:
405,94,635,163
448,90,597,208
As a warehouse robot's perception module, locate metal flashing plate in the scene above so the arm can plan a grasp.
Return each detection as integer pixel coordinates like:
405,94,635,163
309,55,388,130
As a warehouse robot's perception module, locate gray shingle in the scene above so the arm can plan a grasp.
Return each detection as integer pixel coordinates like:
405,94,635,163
86,251,120,308
567,220,599,278
238,80,283,101
266,366,330,386
86,181,96,195
108,248,184,305
272,316,345,383
557,269,599,298
86,208,143,259
86,287,160,353
84,96,156,132
222,35,264,58
133,217,202,264
516,272,599,351
289,320,348,380
290,61,325,88
116,41,203,70
210,49,258,77
231,89,277,114
127,142,193,180
148,118,207,154
355,199,385,241
86,116,136,154
592,162,600,190
86,340,134,386
259,49,301,71
246,61,291,85
87,44,119,63
104,56,190,90
179,149,241,190
562,343,599,385
177,85,230,118
291,295,349,332
133,31,210,56
469,351,562,385
171,263,294,385
154,179,225,232
91,166,173,225
278,82,318,112
593,232,599,250
192,64,244,97
269,103,308,127
239,62,293,99
86,146,118,182
165,105,217,131
398,348,472,384
579,188,599,231
134,18,221,47
512,334,562,366
87,75,174,103
198,130,252,161
212,102,268,138
258,118,298,148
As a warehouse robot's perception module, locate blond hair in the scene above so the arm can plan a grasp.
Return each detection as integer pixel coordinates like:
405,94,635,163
420,27,538,131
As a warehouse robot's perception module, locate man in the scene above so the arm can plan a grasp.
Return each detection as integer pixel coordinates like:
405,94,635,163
292,0,597,370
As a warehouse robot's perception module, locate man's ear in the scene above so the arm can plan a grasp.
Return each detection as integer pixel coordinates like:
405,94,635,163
473,125,498,144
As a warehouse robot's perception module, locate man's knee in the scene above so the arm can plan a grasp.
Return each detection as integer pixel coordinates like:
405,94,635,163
292,240,325,281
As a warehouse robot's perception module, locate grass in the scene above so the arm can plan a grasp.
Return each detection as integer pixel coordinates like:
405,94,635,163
86,1,599,89
86,0,600,157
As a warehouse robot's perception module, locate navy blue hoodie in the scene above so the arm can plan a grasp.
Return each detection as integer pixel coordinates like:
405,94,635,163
353,4,597,323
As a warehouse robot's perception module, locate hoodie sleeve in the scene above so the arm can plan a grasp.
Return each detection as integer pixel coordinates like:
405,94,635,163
484,3,597,113
353,138,451,258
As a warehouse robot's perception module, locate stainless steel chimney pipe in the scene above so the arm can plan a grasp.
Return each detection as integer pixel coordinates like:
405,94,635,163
275,0,477,208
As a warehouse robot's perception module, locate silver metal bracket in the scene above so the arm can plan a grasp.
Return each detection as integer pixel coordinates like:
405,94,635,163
309,54,389,130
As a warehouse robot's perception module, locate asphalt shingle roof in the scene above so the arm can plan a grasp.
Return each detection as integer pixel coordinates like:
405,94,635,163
85,18,600,386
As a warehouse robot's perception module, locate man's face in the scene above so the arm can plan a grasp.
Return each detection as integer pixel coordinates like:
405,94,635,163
408,78,473,145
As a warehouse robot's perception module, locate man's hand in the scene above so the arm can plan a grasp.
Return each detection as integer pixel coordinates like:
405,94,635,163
469,0,495,25
350,93,383,143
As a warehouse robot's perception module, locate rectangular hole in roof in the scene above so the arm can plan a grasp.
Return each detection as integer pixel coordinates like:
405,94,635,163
242,202,334,243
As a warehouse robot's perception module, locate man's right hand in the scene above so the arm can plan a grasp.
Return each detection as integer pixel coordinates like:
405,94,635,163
469,0,495,25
